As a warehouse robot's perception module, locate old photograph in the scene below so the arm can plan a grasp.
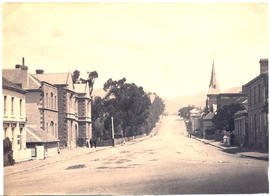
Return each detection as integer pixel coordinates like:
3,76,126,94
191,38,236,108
1,1,269,195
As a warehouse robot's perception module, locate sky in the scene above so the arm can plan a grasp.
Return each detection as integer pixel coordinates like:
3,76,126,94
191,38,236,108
1,2,268,99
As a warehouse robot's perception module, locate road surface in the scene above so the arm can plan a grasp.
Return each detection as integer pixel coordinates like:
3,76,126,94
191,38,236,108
4,115,269,194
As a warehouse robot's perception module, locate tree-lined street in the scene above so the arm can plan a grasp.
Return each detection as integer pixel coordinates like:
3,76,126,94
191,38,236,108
4,115,268,195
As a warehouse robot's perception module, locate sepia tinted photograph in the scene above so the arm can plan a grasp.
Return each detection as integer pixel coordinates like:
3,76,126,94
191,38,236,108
1,1,269,195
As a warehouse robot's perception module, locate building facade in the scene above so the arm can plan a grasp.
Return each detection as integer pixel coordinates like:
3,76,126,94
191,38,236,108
2,59,59,156
234,110,248,147
2,78,31,162
243,59,268,150
32,72,79,148
75,82,92,146
32,72,93,148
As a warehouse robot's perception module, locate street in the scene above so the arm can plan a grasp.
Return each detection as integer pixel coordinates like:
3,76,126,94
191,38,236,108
4,115,269,194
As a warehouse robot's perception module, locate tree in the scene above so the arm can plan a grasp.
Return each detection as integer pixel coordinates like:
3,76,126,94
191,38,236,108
212,103,245,132
92,77,165,141
178,106,195,119
87,71,98,96
80,71,98,96
72,70,80,83
103,78,151,137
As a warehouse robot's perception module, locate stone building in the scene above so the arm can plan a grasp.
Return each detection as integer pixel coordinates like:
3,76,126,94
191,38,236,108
242,58,268,150
32,72,93,149
2,77,31,162
2,59,59,156
74,82,92,146
32,72,79,149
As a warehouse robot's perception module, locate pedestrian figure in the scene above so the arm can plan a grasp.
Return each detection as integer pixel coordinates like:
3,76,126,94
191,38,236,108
94,139,97,148
90,139,93,148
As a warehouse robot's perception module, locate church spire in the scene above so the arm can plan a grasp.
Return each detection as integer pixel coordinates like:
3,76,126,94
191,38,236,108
208,60,219,94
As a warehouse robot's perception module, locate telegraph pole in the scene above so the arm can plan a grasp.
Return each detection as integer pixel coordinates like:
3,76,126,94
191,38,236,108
111,116,115,146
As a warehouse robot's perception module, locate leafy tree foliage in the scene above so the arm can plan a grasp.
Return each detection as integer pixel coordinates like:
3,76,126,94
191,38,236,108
92,78,165,140
178,106,195,119
212,103,245,132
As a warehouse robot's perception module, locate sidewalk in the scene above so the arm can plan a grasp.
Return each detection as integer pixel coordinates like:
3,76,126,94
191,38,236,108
192,136,269,161
4,146,109,176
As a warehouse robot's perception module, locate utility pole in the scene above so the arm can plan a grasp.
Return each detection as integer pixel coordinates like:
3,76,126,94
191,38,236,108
111,116,115,146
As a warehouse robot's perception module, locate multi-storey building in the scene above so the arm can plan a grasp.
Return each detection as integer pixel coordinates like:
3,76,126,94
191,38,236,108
32,72,93,149
242,59,268,150
2,59,59,156
32,72,78,148
2,77,31,162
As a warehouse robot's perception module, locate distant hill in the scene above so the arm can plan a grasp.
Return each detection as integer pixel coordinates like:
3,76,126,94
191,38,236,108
164,91,207,115
164,86,242,115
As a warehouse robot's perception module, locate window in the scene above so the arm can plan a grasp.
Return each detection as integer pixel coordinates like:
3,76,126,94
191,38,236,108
55,96,57,110
51,93,53,109
4,128,7,139
4,96,7,115
11,128,14,142
17,134,20,145
46,93,48,108
20,99,22,116
11,97,14,115
20,128,23,149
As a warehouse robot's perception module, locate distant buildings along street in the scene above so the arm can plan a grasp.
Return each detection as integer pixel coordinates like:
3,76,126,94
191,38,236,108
181,58,268,151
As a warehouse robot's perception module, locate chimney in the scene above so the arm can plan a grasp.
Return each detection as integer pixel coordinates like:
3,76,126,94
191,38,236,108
13,57,28,88
36,69,44,74
259,58,268,74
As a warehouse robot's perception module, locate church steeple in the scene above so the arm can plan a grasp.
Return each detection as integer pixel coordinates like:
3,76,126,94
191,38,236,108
208,60,219,94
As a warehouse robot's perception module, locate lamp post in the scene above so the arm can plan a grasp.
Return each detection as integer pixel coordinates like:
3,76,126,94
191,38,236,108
111,116,115,146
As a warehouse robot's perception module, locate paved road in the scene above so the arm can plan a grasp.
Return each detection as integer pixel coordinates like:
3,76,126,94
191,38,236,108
4,115,269,194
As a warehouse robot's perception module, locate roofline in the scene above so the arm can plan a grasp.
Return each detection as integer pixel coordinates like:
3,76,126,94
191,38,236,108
217,93,246,96
243,73,268,87
32,72,71,75
29,74,41,86
41,81,58,89
25,88,42,92
2,84,27,94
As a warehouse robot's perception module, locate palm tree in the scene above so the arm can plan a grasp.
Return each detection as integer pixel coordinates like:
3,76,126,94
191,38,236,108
87,71,98,96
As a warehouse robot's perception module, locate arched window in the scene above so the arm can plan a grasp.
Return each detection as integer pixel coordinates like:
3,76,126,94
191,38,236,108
50,121,55,136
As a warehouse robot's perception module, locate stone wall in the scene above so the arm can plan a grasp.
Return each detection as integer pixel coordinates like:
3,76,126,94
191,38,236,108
57,86,67,147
